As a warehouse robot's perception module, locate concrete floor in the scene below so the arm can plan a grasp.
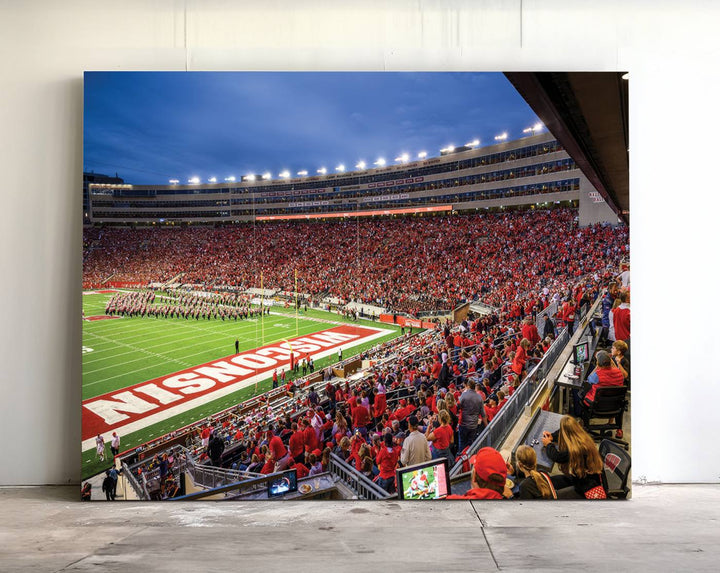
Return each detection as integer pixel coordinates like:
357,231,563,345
1,485,718,572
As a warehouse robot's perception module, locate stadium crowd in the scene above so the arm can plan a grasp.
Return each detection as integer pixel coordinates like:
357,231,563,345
84,208,628,316
120,262,629,500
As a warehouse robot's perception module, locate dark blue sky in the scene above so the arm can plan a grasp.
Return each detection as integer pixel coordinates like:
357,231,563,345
83,72,541,185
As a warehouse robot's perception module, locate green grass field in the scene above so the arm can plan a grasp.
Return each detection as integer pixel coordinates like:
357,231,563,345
82,292,402,479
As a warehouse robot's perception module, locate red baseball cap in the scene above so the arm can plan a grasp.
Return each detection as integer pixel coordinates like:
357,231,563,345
471,447,507,483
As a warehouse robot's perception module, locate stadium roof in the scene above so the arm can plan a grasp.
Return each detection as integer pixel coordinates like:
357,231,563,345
505,72,629,224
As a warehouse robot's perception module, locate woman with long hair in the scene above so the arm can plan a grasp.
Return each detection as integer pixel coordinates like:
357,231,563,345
541,415,605,498
512,445,556,500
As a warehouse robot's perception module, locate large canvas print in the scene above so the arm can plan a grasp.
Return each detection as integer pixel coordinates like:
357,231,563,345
82,72,630,501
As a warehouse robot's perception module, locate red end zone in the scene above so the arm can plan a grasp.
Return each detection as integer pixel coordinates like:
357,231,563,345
82,324,388,443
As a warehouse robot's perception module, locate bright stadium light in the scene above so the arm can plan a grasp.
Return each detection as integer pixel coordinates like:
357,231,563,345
466,139,480,148
297,170,308,176
188,176,200,184
224,176,236,182
336,164,345,172
417,151,427,159
245,174,256,182
395,153,410,163
262,172,271,180
374,158,386,166
279,170,290,178
533,122,543,132
208,177,217,183
356,161,366,170
440,145,455,153
317,167,327,175
494,132,508,142
169,179,179,184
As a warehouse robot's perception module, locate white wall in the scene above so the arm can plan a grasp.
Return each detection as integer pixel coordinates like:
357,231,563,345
0,0,718,484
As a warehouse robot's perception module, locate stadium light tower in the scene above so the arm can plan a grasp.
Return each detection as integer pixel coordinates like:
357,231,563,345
279,170,290,178
466,139,480,148
336,164,345,172
208,177,217,183
440,145,455,153
169,179,179,184
262,172,271,180
317,167,327,175
224,176,236,182
417,151,427,159
394,153,410,163
522,123,544,136
188,176,200,184
356,161,366,170
245,174,256,182
374,158,386,166
297,170,308,176
494,132,508,142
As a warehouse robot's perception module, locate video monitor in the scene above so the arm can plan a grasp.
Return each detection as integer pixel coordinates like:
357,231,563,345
396,458,451,500
267,469,298,498
573,341,590,365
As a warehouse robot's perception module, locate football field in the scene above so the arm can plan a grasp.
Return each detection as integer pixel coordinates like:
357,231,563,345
82,291,401,479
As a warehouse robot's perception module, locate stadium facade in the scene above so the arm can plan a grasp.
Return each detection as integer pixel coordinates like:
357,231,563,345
87,133,618,228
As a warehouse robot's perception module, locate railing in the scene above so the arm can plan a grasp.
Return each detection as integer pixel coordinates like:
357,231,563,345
328,453,395,500
186,460,263,491
121,459,146,500
449,307,585,476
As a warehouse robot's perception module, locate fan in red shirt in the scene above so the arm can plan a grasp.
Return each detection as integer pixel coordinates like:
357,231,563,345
511,338,531,376
302,419,320,454
376,433,401,494
372,389,387,419
351,397,371,435
521,317,540,348
288,422,305,463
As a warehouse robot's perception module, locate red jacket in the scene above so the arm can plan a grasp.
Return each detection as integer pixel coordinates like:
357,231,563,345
584,367,625,404
268,435,287,461
521,323,540,347
303,425,319,452
352,404,371,429
373,393,387,418
376,446,400,479
612,306,630,341
512,346,527,375
289,431,305,459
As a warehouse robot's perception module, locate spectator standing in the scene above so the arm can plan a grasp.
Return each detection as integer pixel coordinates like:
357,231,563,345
400,415,431,467
425,410,454,463
376,433,401,494
457,379,487,453
611,290,631,344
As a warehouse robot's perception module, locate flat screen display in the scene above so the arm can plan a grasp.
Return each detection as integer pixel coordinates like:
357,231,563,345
573,341,590,365
267,469,298,498
396,458,451,500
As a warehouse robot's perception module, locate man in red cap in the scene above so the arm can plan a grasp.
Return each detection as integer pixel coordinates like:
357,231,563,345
447,447,511,499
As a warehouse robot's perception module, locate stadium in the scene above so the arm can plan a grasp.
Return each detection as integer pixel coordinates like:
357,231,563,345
82,72,630,502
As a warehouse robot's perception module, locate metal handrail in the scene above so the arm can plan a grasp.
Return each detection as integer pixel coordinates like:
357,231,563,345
328,453,394,500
